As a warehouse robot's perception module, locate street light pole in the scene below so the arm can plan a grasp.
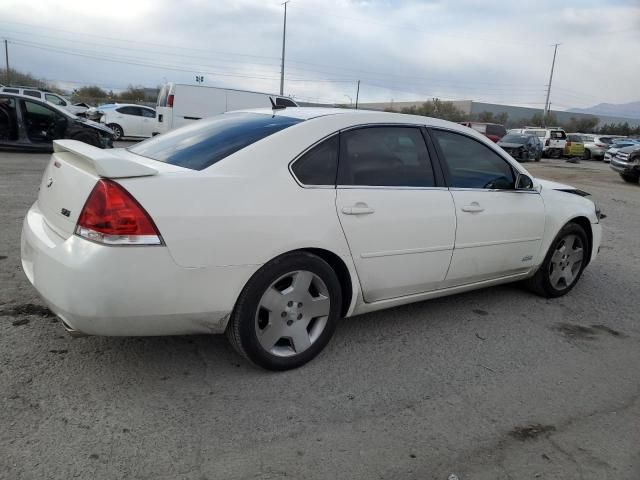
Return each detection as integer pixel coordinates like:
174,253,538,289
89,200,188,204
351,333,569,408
4,39,10,85
543,43,560,126
279,1,290,96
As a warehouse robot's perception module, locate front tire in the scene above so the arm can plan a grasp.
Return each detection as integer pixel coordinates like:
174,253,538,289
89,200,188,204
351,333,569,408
583,149,591,160
107,123,123,140
620,173,640,184
226,252,342,370
524,223,588,298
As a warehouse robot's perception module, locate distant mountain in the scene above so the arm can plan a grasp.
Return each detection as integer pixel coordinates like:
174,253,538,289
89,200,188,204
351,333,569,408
569,101,640,120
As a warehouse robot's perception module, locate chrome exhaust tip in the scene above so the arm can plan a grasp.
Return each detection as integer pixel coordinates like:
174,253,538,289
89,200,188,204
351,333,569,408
60,317,90,337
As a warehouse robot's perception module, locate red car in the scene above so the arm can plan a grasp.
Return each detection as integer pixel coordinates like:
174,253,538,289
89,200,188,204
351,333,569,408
459,122,507,143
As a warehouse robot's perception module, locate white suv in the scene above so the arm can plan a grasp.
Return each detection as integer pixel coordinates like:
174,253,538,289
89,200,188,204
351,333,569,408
0,86,87,116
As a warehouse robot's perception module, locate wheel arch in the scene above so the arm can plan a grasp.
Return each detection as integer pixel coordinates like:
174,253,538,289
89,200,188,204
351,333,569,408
298,247,354,318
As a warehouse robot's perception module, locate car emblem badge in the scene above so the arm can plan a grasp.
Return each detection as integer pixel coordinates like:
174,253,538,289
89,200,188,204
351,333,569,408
46,177,54,188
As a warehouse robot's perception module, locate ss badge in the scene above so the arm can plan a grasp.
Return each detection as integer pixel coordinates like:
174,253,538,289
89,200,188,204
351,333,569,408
60,208,71,218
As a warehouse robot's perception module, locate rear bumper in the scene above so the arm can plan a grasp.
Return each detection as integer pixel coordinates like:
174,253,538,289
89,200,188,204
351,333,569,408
21,203,259,336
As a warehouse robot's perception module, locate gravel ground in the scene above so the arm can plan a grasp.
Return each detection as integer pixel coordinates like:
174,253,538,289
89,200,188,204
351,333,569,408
1,150,639,480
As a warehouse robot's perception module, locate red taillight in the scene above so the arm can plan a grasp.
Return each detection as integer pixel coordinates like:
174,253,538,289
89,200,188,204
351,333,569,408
545,139,550,146
167,94,174,107
566,141,571,146
595,142,606,147
75,179,162,246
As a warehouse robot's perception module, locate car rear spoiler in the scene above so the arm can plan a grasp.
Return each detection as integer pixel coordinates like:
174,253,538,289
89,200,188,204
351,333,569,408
53,140,158,178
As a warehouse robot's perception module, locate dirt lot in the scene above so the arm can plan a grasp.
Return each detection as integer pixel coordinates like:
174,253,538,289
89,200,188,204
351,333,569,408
1,150,639,480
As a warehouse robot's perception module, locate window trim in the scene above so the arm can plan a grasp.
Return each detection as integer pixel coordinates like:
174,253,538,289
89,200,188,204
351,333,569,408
426,126,538,193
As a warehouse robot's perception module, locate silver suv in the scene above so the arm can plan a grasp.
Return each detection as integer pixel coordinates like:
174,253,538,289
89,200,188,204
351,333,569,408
0,86,87,116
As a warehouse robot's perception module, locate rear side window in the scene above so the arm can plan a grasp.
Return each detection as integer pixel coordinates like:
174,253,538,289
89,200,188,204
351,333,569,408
141,108,156,118
117,106,142,116
23,90,41,98
276,97,297,107
431,129,515,189
292,136,338,186
3,88,19,93
130,112,302,170
338,127,435,187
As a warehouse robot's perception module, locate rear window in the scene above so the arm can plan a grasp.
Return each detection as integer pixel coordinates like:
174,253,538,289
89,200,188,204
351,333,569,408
550,130,566,139
567,134,583,142
129,112,302,170
501,134,527,144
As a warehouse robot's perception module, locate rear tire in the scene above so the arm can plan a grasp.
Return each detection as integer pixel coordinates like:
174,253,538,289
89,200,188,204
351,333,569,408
107,123,123,140
226,252,342,370
620,173,640,184
583,149,591,160
524,223,589,298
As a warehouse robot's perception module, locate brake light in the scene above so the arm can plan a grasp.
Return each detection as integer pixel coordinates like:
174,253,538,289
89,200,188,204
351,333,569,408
545,139,550,146
75,179,163,246
566,140,571,146
167,94,174,107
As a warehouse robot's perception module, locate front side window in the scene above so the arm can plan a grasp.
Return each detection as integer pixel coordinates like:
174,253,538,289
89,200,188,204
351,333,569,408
431,129,515,190
22,100,67,142
130,112,302,170
45,94,66,106
292,136,338,185
338,127,435,187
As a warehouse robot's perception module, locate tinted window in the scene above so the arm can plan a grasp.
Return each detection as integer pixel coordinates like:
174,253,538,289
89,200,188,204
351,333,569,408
130,112,302,170
141,108,156,118
23,90,41,98
338,127,435,187
567,134,583,142
45,94,66,106
3,88,19,93
117,106,142,116
292,136,338,185
431,129,515,189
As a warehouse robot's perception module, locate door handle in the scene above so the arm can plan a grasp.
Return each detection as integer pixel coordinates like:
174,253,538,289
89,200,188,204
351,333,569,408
341,204,375,215
461,202,484,213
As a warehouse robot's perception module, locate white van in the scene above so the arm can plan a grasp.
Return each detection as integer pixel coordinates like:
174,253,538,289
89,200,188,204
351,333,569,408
154,83,298,135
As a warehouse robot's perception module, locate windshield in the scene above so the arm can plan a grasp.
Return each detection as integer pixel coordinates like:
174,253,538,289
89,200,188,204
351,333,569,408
500,134,528,144
129,112,303,170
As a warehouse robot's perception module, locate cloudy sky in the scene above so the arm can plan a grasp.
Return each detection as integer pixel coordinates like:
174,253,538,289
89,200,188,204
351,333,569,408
1,0,638,109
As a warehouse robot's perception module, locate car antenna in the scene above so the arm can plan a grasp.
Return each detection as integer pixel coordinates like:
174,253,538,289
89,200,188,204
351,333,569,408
269,97,286,111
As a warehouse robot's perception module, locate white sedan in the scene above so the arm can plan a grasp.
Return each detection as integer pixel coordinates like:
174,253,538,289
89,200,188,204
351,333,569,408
21,108,602,370
95,103,156,139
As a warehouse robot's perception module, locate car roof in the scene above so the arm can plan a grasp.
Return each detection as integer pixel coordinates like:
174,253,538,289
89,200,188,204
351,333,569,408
0,92,74,116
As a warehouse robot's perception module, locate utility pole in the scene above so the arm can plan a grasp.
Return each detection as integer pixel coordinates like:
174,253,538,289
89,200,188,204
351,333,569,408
355,80,360,109
279,1,290,95
4,39,9,85
543,43,560,126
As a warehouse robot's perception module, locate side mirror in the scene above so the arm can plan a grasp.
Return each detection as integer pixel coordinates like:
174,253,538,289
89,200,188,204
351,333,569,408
515,173,534,190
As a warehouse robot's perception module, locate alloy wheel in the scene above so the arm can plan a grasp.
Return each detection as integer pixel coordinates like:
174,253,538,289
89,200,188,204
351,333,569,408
548,234,584,289
255,270,331,357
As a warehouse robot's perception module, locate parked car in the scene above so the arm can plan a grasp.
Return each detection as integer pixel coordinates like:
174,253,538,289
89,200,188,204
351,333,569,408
95,104,157,139
0,93,113,151
21,108,602,370
603,140,640,162
580,134,622,160
459,122,506,142
540,128,567,158
155,82,298,135
0,85,88,116
509,127,546,144
609,144,640,184
564,134,586,159
497,133,541,161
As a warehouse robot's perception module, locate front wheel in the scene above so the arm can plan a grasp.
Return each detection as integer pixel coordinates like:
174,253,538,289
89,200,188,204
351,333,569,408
620,173,640,184
227,252,342,370
583,149,591,160
524,223,588,298
107,123,123,140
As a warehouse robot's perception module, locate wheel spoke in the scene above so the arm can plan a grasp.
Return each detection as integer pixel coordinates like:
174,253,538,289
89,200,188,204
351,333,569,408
259,287,286,313
562,269,575,285
550,267,562,287
551,250,564,264
258,322,285,351
305,295,330,319
569,247,584,264
290,323,312,353
291,271,314,295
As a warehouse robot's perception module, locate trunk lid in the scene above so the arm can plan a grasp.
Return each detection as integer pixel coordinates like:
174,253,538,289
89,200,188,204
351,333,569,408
37,140,175,239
